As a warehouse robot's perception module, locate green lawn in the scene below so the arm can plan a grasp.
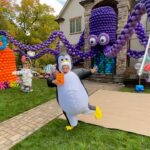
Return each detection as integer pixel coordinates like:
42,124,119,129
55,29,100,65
120,87,150,93
11,119,150,150
0,79,56,122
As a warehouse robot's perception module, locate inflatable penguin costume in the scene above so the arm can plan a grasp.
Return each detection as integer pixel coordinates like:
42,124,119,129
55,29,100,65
47,53,102,130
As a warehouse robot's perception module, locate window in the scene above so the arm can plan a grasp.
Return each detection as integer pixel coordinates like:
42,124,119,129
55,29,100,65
70,17,81,34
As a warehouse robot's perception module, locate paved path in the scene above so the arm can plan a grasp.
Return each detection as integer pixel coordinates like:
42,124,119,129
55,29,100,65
0,81,122,150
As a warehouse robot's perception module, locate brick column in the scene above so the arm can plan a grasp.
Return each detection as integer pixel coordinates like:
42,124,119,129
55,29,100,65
83,3,94,68
116,1,131,75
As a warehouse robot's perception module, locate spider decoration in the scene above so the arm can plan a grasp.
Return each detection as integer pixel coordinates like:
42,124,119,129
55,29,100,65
0,0,150,65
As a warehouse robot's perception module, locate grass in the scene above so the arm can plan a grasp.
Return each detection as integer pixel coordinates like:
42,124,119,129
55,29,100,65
11,119,150,150
120,87,150,93
0,79,56,122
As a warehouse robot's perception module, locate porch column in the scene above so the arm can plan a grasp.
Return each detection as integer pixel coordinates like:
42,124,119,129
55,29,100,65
80,0,96,68
116,0,132,75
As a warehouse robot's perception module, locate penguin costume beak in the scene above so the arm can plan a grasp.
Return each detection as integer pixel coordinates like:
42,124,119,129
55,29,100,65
61,60,70,66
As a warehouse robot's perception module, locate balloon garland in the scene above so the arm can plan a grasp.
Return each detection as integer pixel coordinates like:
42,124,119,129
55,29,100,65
0,0,149,63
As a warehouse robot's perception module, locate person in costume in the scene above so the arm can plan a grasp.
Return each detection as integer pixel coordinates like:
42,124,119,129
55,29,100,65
47,53,102,130
12,57,33,92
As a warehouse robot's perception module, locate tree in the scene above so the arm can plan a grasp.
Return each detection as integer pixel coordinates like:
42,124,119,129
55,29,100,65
14,0,59,67
0,0,17,34
15,0,59,44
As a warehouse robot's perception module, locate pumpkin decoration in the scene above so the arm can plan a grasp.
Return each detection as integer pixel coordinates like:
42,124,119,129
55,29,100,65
0,36,17,86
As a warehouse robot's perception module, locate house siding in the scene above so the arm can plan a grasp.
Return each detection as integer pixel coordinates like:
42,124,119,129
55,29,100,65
59,0,85,45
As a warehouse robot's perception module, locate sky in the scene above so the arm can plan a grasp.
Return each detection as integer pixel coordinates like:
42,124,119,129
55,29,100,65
16,0,67,15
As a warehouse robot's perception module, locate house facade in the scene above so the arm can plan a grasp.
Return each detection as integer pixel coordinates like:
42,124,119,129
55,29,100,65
57,0,85,44
56,0,150,81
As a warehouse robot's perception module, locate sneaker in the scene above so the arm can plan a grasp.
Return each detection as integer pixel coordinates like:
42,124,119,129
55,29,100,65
29,89,33,92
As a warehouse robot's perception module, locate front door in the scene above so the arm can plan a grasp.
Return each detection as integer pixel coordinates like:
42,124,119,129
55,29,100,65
92,50,116,74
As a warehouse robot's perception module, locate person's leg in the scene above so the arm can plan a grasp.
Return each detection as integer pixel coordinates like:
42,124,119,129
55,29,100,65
27,80,33,92
88,103,103,119
25,86,30,92
88,104,96,110
29,80,33,91
21,85,28,92
65,113,78,130
21,85,25,91
28,86,33,92
82,104,95,115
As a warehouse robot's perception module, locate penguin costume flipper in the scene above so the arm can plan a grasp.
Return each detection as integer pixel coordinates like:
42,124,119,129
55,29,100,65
72,68,92,80
47,75,56,87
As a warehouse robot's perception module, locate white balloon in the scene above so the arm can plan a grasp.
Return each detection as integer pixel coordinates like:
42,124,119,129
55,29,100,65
138,57,143,63
134,63,141,70
146,55,150,62
27,51,35,57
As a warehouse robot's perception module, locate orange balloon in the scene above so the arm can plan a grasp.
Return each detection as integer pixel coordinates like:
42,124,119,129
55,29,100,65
0,47,17,84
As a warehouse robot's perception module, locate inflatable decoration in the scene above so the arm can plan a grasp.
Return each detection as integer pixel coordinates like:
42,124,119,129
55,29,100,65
47,53,102,130
0,36,17,90
0,0,150,72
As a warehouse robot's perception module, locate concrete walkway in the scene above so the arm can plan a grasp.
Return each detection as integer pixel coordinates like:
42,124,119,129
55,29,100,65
0,81,122,150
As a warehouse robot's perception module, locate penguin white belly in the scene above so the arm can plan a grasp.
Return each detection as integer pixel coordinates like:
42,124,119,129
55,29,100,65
58,71,89,115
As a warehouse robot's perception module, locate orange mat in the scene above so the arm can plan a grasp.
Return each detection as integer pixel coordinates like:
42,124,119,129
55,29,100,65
78,90,150,137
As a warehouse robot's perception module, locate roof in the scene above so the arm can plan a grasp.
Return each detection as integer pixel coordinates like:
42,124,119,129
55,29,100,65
57,0,71,19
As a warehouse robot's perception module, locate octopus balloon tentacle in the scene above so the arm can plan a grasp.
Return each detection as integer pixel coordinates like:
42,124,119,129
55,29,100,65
126,21,148,59
0,0,150,64
71,1,150,64
55,41,61,53
144,0,150,20
75,31,85,50
57,31,98,60
135,22,148,46
127,49,145,59
126,0,150,59
103,3,146,57
73,1,150,63
0,30,63,51
14,47,60,59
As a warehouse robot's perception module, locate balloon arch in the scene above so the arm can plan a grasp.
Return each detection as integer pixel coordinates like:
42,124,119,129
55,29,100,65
0,0,150,89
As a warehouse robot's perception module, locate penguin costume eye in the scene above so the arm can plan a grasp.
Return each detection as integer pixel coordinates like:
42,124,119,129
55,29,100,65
64,55,70,61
